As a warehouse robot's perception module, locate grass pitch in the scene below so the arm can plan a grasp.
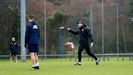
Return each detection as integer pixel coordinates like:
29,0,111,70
0,58,133,75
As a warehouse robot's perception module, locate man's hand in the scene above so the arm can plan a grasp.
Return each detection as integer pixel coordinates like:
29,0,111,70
67,28,71,31
90,42,94,48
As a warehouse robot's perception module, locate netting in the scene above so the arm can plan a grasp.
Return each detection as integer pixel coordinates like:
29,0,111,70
0,0,133,57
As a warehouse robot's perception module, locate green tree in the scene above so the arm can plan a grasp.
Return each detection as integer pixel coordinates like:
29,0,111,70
46,11,68,53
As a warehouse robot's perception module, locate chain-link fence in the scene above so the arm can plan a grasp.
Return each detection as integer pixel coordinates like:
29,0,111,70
0,0,133,60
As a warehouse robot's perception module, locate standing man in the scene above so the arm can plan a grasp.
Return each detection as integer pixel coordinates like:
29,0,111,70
9,37,18,63
67,21,100,65
25,15,40,70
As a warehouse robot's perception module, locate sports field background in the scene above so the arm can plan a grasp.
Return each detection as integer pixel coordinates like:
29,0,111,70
0,58,133,75
0,1,133,75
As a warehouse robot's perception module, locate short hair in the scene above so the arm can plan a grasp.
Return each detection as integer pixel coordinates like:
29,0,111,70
77,20,84,25
27,15,34,19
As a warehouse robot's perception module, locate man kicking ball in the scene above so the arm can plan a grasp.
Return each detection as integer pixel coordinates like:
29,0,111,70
67,21,100,65
25,15,40,70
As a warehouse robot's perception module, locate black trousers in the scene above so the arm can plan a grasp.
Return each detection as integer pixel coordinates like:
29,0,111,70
78,45,97,62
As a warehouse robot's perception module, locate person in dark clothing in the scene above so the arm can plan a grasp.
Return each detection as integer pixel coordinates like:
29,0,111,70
67,21,100,65
9,37,18,63
25,15,40,70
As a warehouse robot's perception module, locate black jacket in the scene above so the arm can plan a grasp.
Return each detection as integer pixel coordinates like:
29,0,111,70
9,42,18,53
25,21,40,45
69,26,94,46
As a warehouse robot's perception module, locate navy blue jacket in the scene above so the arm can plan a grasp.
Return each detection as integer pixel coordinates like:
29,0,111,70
9,42,18,53
69,26,94,46
25,21,40,45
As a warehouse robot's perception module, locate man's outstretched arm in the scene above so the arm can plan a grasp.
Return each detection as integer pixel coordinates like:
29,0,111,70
67,28,79,35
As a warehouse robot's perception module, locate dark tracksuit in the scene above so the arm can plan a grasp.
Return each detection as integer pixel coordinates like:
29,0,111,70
25,21,40,53
9,41,18,56
69,25,98,62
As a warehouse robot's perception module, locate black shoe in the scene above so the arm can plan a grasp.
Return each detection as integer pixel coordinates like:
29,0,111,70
96,58,100,65
74,62,81,66
32,66,40,70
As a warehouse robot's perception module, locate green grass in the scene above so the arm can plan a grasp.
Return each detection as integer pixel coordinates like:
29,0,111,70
0,58,133,75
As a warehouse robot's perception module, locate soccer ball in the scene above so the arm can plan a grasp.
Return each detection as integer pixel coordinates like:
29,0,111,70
65,42,74,50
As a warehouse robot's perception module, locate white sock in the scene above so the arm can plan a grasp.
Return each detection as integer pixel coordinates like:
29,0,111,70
32,64,35,67
37,62,39,66
35,62,39,66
